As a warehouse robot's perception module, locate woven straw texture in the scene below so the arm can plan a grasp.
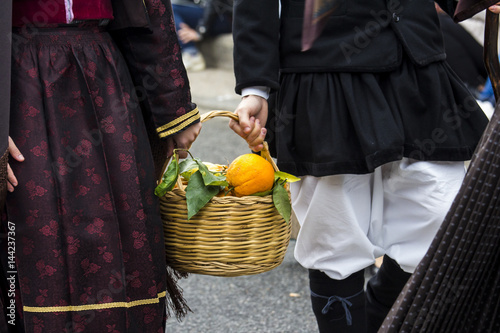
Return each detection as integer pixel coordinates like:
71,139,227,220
159,110,291,277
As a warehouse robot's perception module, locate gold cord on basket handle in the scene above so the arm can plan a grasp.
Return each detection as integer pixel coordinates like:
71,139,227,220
157,110,277,186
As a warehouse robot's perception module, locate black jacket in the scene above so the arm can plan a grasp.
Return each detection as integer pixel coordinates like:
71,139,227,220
234,0,458,94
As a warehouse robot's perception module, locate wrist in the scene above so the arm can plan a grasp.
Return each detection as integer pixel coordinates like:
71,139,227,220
241,86,270,100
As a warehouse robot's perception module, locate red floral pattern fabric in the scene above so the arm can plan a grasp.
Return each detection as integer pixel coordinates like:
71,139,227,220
5,26,168,332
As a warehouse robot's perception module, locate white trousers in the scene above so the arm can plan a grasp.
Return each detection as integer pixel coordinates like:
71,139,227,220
292,158,466,280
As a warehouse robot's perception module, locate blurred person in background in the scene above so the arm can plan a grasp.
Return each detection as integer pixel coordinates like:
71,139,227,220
172,0,233,71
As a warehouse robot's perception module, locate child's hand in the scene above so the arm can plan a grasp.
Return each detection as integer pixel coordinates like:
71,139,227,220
229,95,268,152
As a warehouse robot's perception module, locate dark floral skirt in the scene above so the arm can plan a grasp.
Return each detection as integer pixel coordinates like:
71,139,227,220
2,26,170,332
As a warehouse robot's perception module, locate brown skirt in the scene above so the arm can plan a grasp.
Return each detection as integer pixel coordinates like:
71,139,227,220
380,105,500,332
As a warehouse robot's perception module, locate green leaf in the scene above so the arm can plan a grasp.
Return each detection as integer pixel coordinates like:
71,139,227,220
155,157,179,197
179,158,199,181
195,159,228,187
185,171,221,219
274,171,301,183
272,183,291,223
250,189,273,197
154,182,169,198
179,158,199,174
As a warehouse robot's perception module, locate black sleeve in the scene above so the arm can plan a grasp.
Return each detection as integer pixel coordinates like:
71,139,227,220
111,0,199,140
436,0,459,16
233,0,281,94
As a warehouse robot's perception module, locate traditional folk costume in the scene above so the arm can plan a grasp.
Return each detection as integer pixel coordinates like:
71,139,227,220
380,0,500,331
233,0,490,331
0,0,199,331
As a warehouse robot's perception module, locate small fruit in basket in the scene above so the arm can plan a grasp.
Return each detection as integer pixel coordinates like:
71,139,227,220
204,162,226,173
155,148,300,221
226,153,275,197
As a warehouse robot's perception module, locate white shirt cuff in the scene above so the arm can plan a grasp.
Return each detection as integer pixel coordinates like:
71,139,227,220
241,86,270,100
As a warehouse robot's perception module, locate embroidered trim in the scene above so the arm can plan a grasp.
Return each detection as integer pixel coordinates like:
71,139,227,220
156,107,199,133
23,291,167,313
157,108,200,138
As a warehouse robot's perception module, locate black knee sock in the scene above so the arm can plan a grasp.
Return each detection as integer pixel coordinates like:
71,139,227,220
309,269,366,333
365,255,412,333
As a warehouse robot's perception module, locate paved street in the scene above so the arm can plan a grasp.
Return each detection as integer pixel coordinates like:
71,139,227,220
165,240,318,333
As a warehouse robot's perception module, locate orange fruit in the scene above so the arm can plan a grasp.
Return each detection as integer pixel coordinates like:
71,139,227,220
226,153,275,197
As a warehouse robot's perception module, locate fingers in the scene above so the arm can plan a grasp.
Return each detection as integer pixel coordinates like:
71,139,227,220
229,96,260,138
166,137,175,160
8,136,24,162
176,149,189,159
229,95,269,151
245,119,267,152
233,109,252,136
229,116,266,152
177,122,201,149
490,4,500,14
248,130,267,152
6,137,23,192
7,164,17,192
177,23,199,43
178,31,190,44
170,122,202,159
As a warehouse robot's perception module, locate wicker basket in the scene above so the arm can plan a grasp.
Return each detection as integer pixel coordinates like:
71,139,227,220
158,110,292,277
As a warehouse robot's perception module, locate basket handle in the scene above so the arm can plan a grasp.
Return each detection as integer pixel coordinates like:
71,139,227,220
157,110,278,185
